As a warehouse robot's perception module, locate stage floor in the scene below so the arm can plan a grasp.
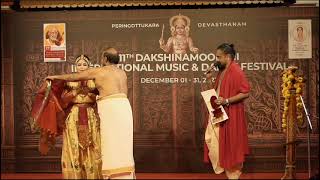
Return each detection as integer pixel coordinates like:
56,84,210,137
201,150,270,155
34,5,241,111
1,173,310,179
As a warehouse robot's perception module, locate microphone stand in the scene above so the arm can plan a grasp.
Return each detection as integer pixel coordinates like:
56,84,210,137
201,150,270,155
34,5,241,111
299,95,312,178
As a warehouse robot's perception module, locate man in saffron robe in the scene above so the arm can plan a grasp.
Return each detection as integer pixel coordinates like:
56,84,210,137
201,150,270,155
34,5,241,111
204,43,250,179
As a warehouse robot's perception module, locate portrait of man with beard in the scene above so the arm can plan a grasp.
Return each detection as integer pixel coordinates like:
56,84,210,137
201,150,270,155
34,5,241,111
44,25,64,46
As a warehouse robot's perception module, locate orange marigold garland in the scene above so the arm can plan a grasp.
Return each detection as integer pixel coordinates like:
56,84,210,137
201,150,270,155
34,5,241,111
281,66,304,132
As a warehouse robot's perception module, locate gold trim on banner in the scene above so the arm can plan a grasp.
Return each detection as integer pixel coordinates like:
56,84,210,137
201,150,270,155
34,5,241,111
20,0,286,9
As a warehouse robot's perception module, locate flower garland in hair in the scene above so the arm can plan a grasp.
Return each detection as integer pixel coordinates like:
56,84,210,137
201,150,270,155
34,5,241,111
281,66,304,132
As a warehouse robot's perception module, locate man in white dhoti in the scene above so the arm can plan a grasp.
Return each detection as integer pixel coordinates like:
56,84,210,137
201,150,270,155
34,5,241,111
47,47,135,179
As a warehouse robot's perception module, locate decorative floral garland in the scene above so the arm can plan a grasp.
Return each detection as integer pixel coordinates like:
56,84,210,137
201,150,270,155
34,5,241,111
281,66,304,132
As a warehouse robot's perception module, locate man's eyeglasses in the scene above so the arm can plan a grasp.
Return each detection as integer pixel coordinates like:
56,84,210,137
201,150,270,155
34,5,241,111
210,96,223,118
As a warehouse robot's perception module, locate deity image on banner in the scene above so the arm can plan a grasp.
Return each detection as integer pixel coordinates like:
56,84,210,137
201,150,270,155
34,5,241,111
159,14,199,54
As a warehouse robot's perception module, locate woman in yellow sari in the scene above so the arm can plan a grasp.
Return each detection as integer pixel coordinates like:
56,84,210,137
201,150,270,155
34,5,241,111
31,55,102,178
60,55,102,179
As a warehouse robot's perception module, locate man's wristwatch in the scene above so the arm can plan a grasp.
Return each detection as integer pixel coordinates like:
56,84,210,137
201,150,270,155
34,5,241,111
225,99,230,106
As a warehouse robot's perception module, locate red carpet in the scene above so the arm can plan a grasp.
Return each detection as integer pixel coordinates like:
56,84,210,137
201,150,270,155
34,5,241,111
1,173,310,179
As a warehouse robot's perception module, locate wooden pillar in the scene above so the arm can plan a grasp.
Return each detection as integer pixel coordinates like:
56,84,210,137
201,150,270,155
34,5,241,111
281,89,297,179
1,11,15,172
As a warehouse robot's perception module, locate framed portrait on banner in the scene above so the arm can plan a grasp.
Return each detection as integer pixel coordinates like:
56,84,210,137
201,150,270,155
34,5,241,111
288,19,312,59
43,23,66,62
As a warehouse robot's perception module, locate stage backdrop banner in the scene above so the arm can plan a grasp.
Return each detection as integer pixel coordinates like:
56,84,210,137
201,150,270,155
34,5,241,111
6,7,318,172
